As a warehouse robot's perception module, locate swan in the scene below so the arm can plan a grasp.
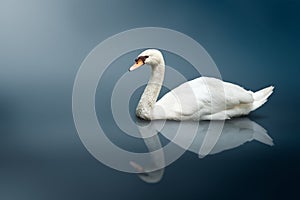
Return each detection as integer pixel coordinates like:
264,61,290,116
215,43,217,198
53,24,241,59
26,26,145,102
129,49,274,120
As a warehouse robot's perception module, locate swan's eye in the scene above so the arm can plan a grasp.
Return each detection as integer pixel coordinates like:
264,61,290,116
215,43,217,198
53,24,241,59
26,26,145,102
135,56,149,64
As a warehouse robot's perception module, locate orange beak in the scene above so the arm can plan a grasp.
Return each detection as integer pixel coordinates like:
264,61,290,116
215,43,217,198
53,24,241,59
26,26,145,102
129,58,144,71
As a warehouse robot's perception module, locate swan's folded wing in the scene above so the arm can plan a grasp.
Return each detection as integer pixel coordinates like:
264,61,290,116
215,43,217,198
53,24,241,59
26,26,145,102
154,82,199,119
154,77,254,119
222,81,254,107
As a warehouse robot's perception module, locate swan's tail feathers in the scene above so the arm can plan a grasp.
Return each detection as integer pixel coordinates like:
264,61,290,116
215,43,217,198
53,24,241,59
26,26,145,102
251,86,274,111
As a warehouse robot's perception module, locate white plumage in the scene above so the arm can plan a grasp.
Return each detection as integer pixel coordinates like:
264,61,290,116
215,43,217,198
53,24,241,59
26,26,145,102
129,49,274,121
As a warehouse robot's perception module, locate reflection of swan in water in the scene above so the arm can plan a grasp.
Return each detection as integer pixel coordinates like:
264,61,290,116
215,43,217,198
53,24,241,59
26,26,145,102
130,118,273,183
129,119,165,183
162,118,273,157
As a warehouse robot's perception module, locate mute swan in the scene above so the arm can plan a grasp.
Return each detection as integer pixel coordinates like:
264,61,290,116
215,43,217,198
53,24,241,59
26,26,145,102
129,49,274,120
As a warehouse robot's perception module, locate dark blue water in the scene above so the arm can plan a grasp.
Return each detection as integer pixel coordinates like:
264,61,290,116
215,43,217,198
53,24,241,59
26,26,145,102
0,0,299,199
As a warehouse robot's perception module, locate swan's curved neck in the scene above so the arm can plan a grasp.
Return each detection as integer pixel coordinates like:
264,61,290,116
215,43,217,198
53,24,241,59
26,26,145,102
136,61,165,119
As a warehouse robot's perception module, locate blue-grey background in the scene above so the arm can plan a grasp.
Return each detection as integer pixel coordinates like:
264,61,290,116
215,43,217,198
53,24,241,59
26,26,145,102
0,0,299,199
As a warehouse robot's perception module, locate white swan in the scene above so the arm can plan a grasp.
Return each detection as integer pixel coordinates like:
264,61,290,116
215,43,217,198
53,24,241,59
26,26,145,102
129,49,274,120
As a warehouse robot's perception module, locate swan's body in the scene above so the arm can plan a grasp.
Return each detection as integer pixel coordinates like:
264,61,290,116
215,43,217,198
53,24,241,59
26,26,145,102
129,49,274,121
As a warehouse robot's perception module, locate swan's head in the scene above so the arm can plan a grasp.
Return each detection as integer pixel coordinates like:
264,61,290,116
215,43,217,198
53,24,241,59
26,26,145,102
129,49,164,71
